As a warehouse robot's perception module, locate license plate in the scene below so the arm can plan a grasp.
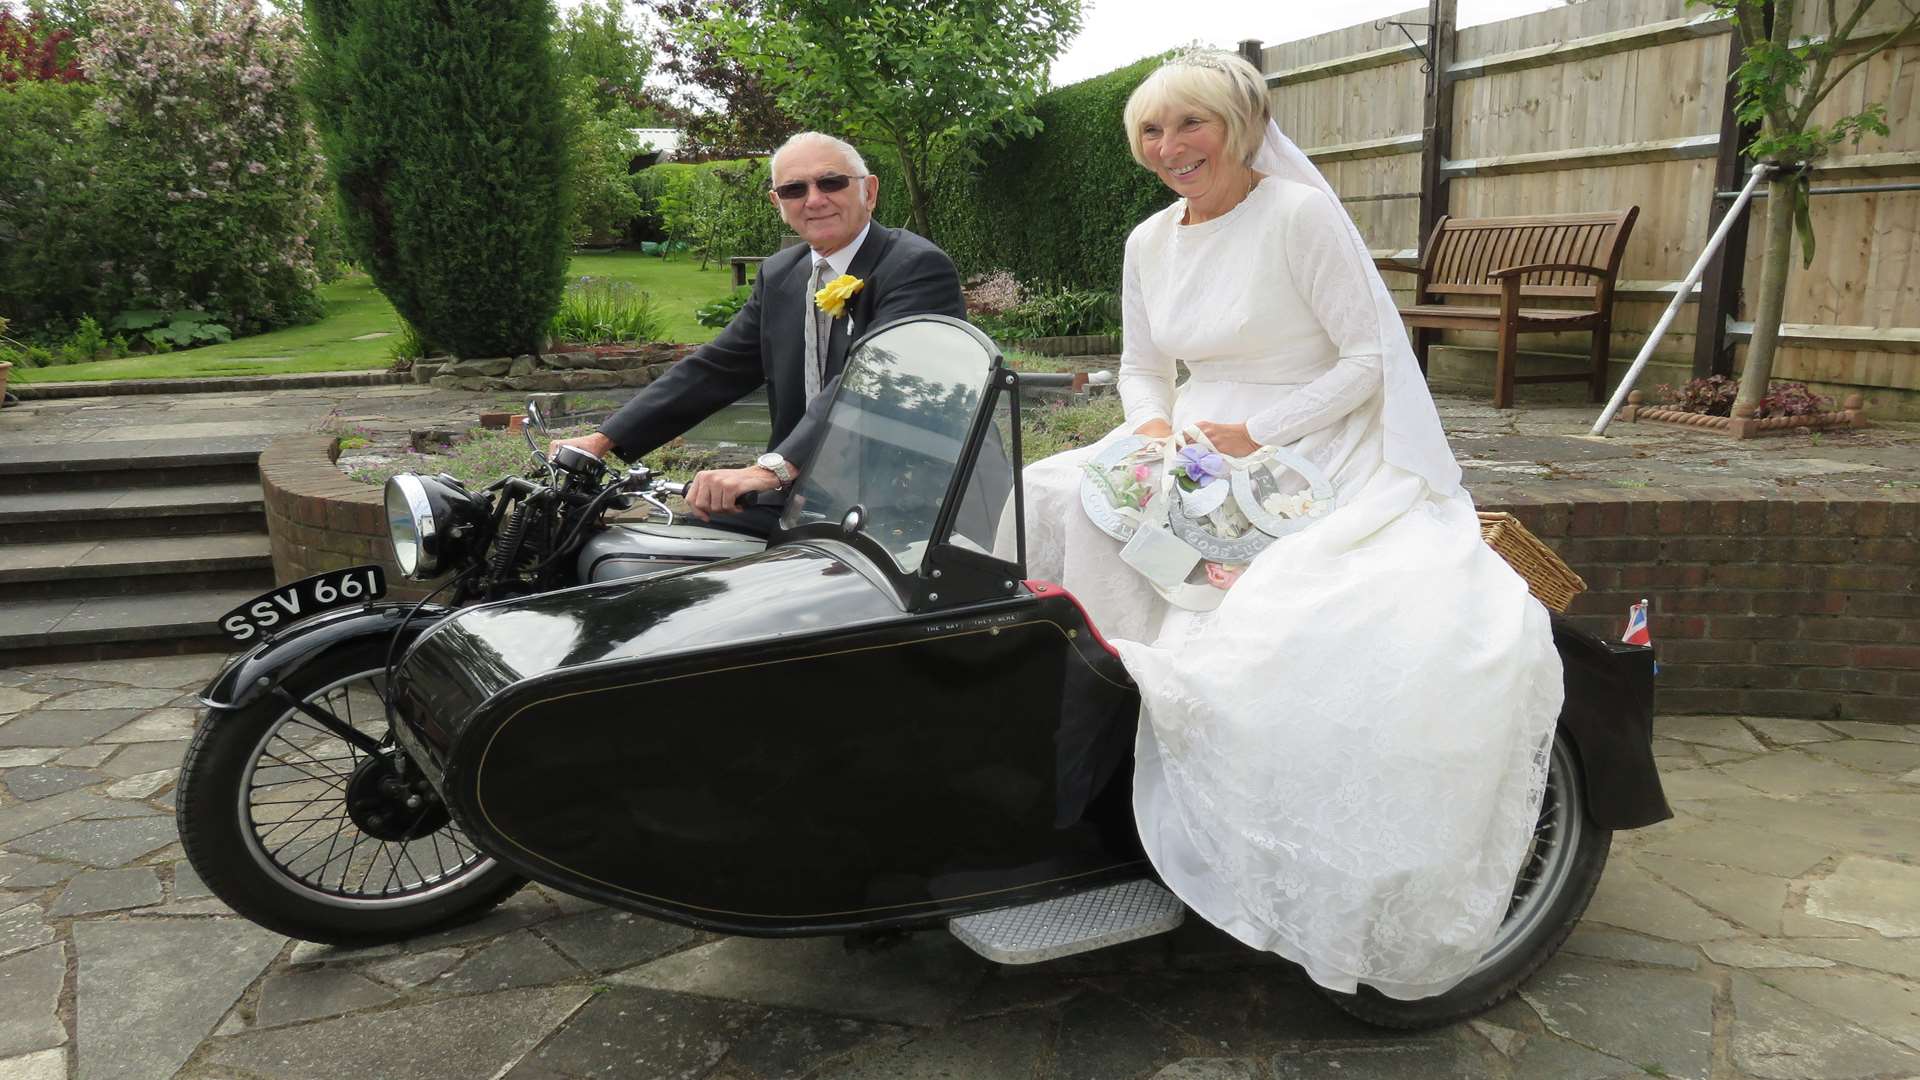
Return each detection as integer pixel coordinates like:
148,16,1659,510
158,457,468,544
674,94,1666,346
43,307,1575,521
218,565,387,643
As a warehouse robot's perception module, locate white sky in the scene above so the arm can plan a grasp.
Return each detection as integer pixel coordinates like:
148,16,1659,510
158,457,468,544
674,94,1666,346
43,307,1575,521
1049,0,1571,86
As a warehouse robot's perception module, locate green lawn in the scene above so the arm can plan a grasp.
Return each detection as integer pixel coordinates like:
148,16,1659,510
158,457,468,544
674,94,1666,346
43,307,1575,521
12,252,740,384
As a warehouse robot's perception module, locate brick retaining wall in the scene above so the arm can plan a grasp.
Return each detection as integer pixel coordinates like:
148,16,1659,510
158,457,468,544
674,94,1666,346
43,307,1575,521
259,435,447,603
259,434,1919,720
1482,488,1919,723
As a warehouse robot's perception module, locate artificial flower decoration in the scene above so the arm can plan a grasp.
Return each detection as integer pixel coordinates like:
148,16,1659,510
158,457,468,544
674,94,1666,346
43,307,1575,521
1175,445,1228,489
814,274,865,318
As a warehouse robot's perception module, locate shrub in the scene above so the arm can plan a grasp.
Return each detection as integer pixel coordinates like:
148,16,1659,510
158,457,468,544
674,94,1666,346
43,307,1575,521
1656,375,1835,419
694,287,750,328
549,277,665,345
0,79,100,329
0,10,83,84
974,286,1119,340
563,75,645,244
652,158,784,268
963,270,1023,318
81,0,328,334
110,308,232,350
304,0,573,358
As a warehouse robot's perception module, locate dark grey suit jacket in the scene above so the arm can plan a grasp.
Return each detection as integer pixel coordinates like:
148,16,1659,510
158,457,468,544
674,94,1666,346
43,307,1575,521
598,223,966,468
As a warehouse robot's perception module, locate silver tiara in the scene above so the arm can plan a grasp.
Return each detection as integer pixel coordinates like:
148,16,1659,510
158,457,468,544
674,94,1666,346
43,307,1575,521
1169,48,1245,72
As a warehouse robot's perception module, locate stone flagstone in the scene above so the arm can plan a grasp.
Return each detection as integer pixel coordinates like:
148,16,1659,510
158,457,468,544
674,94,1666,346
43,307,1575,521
0,1047,66,1080
3,765,100,801
0,710,142,748
1812,738,1920,775
42,687,179,711
0,688,48,715
101,741,189,779
1806,856,1920,936
53,745,113,767
254,968,398,1028
1713,751,1892,796
1729,973,1920,1079
0,943,66,1058
615,933,992,1028
1518,957,1714,1080
7,814,176,868
1635,853,1792,934
208,987,590,1080
1150,1061,1261,1080
1051,988,1185,1080
1659,715,1765,753
508,986,767,1080
1581,861,1738,942
1824,721,1920,743
0,750,59,769
47,867,162,916
1701,941,1834,968
1634,819,1830,877
1768,968,1920,1051
96,709,198,743
0,903,53,962
1744,717,1841,745
1506,1034,1644,1080
810,1011,1055,1080
103,769,175,800
1267,1040,1493,1079
1703,796,1919,862
1792,937,1920,980
1561,928,1700,969
433,931,579,994
537,908,706,973
362,948,463,989
75,918,286,1080
0,789,114,845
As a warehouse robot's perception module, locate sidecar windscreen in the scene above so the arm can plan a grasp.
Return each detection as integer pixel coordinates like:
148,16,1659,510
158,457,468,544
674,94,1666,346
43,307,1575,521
780,317,1009,576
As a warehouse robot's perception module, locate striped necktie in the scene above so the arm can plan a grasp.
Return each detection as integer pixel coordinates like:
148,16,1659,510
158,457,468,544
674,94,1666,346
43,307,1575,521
803,259,832,401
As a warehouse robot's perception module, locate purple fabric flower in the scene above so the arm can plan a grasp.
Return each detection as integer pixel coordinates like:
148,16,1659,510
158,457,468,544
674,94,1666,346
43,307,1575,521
1178,445,1227,486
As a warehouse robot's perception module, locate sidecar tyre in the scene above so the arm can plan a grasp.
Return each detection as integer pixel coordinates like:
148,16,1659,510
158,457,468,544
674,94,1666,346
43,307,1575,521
1319,729,1611,1029
178,640,525,945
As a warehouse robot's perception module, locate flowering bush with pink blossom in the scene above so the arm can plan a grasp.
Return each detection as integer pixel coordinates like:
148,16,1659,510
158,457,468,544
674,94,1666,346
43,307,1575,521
79,0,326,333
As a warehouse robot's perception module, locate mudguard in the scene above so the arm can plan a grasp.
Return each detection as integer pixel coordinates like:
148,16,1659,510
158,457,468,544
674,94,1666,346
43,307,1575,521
1551,616,1670,830
198,602,455,711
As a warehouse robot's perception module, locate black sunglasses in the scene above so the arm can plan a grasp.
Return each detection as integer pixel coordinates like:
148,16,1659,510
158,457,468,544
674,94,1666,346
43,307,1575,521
772,173,862,201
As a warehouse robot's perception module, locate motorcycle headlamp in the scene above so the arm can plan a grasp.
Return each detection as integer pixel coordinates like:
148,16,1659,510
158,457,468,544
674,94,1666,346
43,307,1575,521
384,473,476,580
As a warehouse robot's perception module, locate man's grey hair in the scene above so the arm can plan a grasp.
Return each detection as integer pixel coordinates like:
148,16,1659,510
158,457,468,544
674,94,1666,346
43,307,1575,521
769,132,869,182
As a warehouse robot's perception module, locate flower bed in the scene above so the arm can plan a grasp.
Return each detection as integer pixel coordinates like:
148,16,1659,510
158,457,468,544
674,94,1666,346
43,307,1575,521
1620,389,1867,439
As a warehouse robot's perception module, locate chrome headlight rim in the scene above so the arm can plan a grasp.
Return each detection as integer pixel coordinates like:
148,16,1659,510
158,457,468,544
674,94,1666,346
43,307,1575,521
385,473,440,580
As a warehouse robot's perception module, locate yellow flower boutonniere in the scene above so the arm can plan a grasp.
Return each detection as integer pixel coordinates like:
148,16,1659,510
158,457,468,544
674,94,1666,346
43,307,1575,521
814,273,865,319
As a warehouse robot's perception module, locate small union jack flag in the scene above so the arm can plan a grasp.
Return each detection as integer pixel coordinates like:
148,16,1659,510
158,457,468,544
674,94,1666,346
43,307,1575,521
1623,599,1651,647
1624,598,1658,673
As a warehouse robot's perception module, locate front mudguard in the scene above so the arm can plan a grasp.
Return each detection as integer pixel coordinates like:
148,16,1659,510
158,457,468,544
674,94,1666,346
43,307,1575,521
1552,615,1669,830
199,603,456,711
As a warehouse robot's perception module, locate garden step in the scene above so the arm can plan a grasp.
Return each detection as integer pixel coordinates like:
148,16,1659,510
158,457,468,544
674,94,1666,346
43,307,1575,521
0,586,259,668
0,534,274,599
0,481,266,543
0,435,270,493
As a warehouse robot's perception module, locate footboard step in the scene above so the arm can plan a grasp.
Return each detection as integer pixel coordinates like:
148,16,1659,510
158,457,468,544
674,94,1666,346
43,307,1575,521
948,879,1185,964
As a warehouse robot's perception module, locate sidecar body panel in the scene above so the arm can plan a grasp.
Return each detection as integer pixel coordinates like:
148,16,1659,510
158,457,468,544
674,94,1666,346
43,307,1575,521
390,548,1145,934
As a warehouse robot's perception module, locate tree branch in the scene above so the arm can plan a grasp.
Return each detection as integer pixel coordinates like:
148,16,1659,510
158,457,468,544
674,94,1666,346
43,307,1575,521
1803,2,1920,116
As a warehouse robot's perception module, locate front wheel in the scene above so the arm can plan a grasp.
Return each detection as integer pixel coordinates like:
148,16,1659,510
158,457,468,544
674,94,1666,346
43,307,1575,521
177,640,525,944
1321,729,1611,1029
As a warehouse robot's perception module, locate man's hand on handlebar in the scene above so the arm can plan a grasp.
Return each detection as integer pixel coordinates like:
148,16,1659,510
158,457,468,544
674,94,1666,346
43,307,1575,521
549,431,616,460
685,466,781,521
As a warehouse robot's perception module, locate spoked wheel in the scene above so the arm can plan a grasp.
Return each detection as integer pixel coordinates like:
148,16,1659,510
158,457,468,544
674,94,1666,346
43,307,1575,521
1321,728,1612,1029
178,641,524,944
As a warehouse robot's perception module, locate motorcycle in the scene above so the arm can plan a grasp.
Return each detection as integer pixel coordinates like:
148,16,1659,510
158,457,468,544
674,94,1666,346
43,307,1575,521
178,314,1668,1029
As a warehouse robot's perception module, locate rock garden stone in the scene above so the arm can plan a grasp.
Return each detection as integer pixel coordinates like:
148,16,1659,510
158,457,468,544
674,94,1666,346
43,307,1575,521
48,867,163,916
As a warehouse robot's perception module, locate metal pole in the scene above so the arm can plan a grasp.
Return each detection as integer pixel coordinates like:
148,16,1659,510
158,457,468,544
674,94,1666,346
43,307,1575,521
1590,162,1774,437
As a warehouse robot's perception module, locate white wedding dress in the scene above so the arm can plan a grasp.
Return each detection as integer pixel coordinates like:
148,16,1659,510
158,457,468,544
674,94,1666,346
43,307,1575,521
1018,166,1565,999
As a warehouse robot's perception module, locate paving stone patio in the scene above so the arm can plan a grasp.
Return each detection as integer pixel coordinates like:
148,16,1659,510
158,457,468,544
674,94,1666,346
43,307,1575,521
0,653,1916,1079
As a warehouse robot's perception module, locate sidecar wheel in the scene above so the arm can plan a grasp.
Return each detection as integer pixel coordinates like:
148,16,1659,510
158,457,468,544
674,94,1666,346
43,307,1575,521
177,641,525,945
1320,729,1611,1029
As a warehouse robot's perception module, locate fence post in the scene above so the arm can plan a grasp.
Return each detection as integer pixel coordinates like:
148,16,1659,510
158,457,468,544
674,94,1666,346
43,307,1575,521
1237,38,1263,69
1413,0,1458,372
1691,7,1765,379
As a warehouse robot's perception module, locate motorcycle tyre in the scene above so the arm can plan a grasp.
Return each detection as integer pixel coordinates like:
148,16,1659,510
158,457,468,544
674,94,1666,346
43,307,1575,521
178,639,526,945
1317,733,1612,1030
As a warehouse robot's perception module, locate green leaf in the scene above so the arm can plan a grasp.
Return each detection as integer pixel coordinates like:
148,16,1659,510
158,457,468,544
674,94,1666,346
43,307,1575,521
1792,175,1816,269
112,309,168,331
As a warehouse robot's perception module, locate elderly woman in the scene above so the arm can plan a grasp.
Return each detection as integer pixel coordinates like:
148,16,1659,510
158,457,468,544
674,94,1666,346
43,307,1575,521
1016,50,1565,1001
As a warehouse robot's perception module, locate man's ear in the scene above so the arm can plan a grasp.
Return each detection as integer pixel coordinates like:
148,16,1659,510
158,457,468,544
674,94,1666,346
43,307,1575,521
863,175,879,210
768,188,783,211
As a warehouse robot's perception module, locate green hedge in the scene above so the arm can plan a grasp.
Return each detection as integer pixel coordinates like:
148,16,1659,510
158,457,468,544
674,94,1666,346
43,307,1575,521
925,54,1172,291
629,54,1171,292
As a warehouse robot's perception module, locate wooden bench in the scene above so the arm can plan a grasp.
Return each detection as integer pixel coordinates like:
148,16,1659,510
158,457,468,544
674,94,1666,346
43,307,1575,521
1376,208,1639,409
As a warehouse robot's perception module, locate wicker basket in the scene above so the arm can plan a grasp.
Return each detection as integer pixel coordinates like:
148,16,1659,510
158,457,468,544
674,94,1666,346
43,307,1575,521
1478,512,1586,613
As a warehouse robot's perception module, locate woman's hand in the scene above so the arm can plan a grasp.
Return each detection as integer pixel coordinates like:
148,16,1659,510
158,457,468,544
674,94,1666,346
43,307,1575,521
1133,418,1173,438
1191,421,1260,457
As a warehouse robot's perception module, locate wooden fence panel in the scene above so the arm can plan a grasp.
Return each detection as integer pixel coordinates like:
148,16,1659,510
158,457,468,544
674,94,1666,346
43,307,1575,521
1245,0,1917,412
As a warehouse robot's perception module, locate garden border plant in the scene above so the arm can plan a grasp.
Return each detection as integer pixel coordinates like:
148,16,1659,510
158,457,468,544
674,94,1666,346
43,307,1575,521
1620,377,1867,438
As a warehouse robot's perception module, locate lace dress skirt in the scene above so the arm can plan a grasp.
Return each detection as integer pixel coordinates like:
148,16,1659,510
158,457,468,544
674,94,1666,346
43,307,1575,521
1019,377,1563,1000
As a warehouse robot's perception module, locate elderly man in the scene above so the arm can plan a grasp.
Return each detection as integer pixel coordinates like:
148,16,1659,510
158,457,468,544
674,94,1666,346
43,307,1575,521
551,131,965,532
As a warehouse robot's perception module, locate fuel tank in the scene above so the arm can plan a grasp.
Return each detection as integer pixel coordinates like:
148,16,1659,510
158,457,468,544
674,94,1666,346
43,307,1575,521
388,546,1146,934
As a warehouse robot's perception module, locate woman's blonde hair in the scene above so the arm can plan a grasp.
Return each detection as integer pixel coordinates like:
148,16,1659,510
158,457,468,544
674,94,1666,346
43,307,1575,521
1122,49,1272,171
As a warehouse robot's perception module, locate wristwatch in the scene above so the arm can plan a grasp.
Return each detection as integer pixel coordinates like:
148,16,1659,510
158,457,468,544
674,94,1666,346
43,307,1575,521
755,452,796,487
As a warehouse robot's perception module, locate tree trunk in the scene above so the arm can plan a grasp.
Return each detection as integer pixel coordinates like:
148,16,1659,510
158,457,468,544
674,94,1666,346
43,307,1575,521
896,151,931,238
1734,172,1798,416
